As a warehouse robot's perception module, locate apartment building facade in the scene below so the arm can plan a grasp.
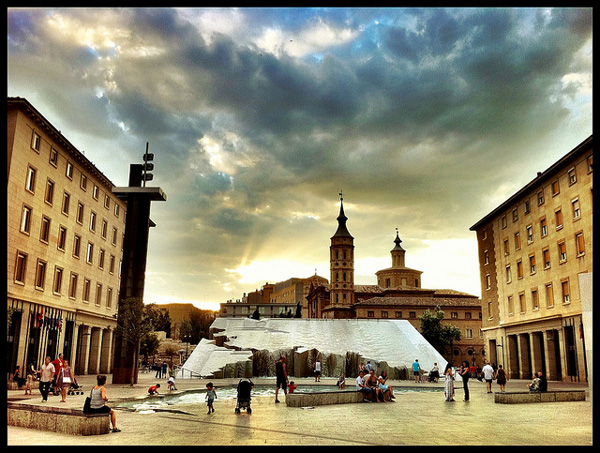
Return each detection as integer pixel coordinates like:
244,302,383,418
7,97,127,377
470,135,592,382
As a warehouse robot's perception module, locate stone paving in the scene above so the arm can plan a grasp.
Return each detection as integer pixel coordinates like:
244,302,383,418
7,371,592,445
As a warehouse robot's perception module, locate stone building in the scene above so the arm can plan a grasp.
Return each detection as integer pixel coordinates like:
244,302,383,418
470,135,592,382
306,196,484,365
7,97,126,377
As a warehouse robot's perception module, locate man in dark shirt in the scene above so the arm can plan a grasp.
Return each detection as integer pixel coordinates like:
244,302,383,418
275,356,288,403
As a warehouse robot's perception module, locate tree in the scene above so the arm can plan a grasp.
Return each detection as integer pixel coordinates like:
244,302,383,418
115,297,161,386
419,306,461,361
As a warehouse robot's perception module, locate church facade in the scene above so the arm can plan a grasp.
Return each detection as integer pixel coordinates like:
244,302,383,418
306,196,484,365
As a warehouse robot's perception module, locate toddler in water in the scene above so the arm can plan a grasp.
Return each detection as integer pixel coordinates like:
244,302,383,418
206,382,217,414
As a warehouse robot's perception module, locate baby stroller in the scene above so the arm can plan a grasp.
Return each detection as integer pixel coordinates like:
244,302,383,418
234,379,253,414
67,377,84,395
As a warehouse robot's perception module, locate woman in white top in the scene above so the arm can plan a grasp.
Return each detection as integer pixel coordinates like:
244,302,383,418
89,375,120,432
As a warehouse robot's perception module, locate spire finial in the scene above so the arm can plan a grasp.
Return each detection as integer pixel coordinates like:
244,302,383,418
339,190,343,202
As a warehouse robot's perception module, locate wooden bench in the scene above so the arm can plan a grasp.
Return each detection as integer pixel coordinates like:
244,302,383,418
494,390,586,404
7,402,110,435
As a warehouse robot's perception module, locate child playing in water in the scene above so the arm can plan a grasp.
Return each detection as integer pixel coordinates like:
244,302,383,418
288,381,297,393
206,382,217,414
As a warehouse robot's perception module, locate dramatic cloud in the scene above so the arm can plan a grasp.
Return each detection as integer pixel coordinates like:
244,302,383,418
8,7,592,309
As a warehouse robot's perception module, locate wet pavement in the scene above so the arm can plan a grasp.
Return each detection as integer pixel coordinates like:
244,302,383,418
7,371,592,445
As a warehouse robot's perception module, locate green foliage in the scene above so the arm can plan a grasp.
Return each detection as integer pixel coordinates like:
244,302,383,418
179,307,214,344
419,306,461,355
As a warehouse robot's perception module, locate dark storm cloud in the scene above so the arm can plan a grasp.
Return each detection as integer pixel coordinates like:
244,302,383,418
7,7,592,303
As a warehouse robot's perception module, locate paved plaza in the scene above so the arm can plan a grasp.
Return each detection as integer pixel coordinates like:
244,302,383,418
7,370,592,446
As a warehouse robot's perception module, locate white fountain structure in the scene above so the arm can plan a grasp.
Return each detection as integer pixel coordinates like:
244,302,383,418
177,317,447,380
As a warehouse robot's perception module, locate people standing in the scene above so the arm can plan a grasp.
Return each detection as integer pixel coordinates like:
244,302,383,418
275,355,288,403
59,360,73,402
412,359,421,383
459,360,470,401
39,356,55,403
51,353,65,395
314,359,321,382
482,361,495,393
494,364,507,392
88,375,120,432
443,363,455,402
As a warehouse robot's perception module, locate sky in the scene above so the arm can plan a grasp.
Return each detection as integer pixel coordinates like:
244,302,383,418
7,7,592,311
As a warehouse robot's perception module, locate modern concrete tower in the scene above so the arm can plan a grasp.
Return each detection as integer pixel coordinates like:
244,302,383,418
327,192,355,318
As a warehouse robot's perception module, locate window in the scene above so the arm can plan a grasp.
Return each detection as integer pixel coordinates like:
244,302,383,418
561,279,570,304
542,248,551,269
61,192,70,216
507,295,514,315
575,232,586,256
465,312,472,320
526,225,533,243
587,154,593,173
69,273,78,299
568,167,577,185
101,219,108,239
555,209,563,230
512,208,518,222
505,265,512,283
31,131,41,151
395,311,402,318
485,274,491,290
531,288,539,310
381,311,388,318
73,234,81,258
487,301,493,319
367,311,374,318
104,194,110,209
519,293,526,313
83,279,91,302
516,260,523,279
524,199,531,214
501,216,507,229
503,239,509,255
484,250,489,265
571,198,581,219
109,254,115,274
451,312,458,319
44,179,55,205
35,259,47,289
514,232,521,250
465,329,474,340
53,266,64,295
558,241,567,263
529,254,536,274
409,312,416,319
540,217,548,237
25,165,36,193
107,287,113,309
545,283,554,308
77,202,84,224
57,225,67,251
114,204,120,217
21,205,32,234
99,249,105,269
14,251,28,284
93,184,99,200
80,174,87,191
89,211,97,232
49,147,58,167
86,242,94,264
112,227,118,245
66,161,74,179
537,190,545,206
40,216,51,243
551,179,560,196
95,284,103,306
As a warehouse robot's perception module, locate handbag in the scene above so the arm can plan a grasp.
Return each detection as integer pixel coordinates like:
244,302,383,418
83,388,93,413
63,377,72,384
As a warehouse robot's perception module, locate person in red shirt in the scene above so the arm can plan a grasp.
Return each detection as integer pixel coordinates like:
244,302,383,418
288,381,297,393
148,384,160,395
51,354,65,395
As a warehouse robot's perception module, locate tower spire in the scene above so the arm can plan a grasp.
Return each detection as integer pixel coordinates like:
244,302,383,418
332,190,352,238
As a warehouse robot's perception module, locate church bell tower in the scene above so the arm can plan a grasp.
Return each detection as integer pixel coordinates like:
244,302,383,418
328,191,355,318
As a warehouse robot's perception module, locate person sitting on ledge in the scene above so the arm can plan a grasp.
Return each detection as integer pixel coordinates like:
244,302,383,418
536,371,547,392
428,363,440,383
336,373,346,389
528,374,541,392
355,370,373,400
